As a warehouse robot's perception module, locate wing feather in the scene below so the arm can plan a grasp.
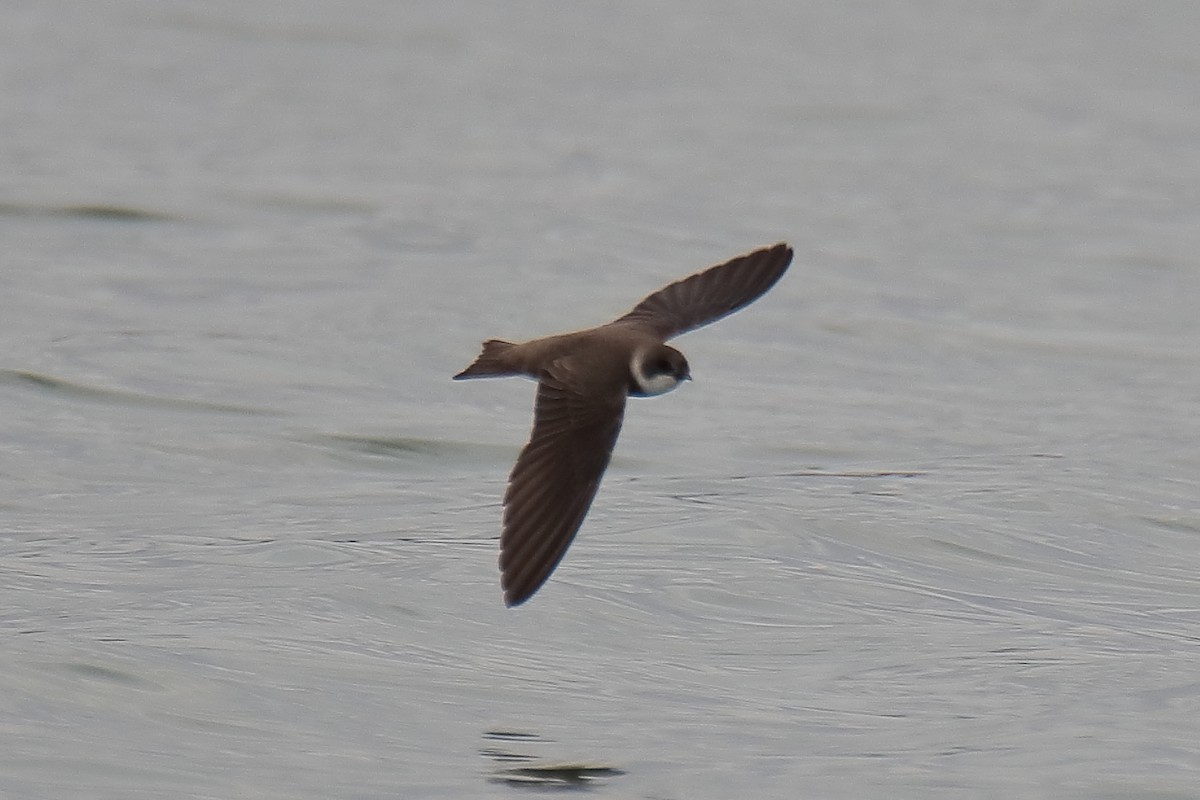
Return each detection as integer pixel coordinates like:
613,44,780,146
611,242,792,340
499,363,626,606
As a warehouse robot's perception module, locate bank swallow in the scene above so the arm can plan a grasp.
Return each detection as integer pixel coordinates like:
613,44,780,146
455,243,792,606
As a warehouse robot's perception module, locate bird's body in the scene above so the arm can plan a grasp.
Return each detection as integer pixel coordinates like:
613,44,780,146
456,325,680,395
455,243,793,606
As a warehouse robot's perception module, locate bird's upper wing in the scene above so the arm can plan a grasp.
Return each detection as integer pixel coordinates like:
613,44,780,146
499,359,626,607
610,242,792,340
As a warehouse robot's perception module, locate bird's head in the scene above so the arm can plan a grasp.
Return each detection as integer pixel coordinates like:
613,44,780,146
629,344,691,397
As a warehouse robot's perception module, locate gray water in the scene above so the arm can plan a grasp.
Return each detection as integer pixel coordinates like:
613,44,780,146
3,2,1199,798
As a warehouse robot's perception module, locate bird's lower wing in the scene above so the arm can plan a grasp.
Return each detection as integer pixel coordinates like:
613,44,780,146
499,364,626,607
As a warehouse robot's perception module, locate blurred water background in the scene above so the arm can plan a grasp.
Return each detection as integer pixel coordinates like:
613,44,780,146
2,2,1199,798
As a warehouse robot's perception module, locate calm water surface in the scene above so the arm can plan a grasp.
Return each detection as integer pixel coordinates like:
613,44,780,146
2,2,1199,798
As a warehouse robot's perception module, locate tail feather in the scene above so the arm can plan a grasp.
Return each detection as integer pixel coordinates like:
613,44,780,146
453,339,519,379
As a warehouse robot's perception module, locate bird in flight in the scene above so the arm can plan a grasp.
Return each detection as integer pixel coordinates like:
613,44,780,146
455,243,792,606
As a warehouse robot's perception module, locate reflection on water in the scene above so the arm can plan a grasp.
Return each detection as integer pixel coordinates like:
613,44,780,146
0,368,275,415
481,730,626,790
0,202,177,222
305,432,515,463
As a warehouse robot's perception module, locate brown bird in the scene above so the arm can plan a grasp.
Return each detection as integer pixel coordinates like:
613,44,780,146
455,243,793,606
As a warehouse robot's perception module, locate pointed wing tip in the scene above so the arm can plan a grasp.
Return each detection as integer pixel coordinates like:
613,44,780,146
758,242,794,286
741,241,794,292
500,545,558,607
765,241,794,265
502,578,536,607
499,543,548,608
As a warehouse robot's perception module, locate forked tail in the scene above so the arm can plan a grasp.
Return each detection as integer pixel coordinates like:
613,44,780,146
453,339,519,379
